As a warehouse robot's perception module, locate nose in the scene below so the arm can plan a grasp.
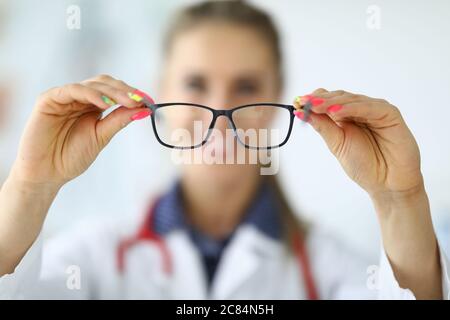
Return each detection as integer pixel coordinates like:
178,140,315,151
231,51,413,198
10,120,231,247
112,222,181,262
206,92,235,133
213,112,232,133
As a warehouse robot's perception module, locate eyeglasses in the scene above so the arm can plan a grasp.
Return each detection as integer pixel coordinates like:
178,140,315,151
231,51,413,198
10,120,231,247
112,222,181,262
144,103,296,150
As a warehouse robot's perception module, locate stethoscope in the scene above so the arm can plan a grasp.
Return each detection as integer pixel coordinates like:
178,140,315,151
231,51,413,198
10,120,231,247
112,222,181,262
117,198,319,300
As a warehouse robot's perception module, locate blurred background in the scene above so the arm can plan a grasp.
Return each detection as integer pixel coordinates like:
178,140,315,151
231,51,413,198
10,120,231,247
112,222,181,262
0,0,449,264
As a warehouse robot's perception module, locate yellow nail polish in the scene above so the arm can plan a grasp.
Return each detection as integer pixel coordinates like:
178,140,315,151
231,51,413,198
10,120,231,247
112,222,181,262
128,92,143,102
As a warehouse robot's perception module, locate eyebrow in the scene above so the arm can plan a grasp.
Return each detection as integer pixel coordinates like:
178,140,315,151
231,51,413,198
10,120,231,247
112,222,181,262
185,70,268,78
183,71,266,81
233,70,270,81
235,75,262,83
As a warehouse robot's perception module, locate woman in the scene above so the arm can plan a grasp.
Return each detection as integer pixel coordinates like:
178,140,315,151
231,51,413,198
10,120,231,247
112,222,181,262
0,1,448,299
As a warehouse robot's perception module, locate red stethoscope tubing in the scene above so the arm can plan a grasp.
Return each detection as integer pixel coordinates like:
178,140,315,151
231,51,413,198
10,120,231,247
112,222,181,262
117,199,318,300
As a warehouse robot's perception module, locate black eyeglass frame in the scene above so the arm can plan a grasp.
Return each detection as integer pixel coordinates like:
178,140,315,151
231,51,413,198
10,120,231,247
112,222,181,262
145,102,296,150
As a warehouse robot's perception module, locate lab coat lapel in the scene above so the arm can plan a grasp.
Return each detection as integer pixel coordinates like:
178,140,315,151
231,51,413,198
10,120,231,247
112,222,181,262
211,225,282,299
166,231,208,299
121,230,207,299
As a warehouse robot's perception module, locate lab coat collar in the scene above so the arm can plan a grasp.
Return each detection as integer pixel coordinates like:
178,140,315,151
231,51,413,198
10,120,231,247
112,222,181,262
153,179,283,241
161,224,285,299
211,224,285,299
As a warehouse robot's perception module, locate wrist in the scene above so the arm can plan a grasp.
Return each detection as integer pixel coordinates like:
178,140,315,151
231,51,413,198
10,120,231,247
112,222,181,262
370,183,431,226
368,170,426,208
368,179,435,243
370,183,426,205
3,170,62,199
0,171,61,276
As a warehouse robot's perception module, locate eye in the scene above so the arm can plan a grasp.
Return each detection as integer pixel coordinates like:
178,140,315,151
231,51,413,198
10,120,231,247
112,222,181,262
235,80,259,95
184,75,206,93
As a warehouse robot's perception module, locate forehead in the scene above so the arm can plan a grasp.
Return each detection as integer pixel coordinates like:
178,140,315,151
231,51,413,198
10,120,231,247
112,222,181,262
166,22,276,77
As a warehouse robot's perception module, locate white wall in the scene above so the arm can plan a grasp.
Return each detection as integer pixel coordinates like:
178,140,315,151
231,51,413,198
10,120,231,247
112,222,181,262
1,0,449,261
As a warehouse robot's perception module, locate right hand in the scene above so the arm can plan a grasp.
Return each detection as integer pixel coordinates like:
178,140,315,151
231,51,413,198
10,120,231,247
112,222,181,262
9,75,150,189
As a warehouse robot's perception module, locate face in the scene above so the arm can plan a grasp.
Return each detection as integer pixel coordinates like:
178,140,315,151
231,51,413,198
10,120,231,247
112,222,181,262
158,22,281,184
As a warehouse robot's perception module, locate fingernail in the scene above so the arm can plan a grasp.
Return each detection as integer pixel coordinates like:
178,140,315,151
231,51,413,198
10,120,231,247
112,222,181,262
102,95,116,106
310,97,325,106
128,92,143,103
294,111,306,121
133,89,155,104
327,104,343,113
131,110,151,121
295,95,312,105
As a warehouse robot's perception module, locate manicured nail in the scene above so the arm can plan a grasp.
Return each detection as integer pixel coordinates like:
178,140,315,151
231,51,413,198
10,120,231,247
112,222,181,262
310,97,324,106
102,95,116,106
133,89,155,104
130,110,152,121
327,104,343,113
128,92,143,103
294,111,306,121
295,95,312,105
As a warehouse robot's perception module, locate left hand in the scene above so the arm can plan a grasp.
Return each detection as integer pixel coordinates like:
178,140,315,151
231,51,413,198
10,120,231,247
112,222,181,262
294,89,444,299
294,88,423,198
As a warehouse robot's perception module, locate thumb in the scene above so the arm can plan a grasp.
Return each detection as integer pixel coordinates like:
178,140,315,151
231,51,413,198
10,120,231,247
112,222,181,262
96,106,151,148
307,112,344,155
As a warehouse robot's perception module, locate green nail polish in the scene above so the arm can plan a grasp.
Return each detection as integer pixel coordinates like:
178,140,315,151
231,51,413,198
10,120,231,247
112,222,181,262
102,96,116,106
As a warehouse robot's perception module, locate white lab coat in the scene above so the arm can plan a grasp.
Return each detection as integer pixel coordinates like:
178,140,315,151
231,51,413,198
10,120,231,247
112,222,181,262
0,213,449,299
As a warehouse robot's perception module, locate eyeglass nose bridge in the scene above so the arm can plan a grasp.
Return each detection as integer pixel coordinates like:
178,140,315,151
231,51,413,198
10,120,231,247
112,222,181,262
210,109,236,130
205,109,239,143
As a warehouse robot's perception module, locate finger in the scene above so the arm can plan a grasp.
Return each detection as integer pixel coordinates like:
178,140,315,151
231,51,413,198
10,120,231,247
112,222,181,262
312,89,350,100
96,106,152,148
322,100,403,128
84,75,155,106
302,111,345,155
82,81,142,109
85,74,146,101
91,74,136,93
295,89,346,107
308,92,366,114
311,88,329,95
40,84,111,110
